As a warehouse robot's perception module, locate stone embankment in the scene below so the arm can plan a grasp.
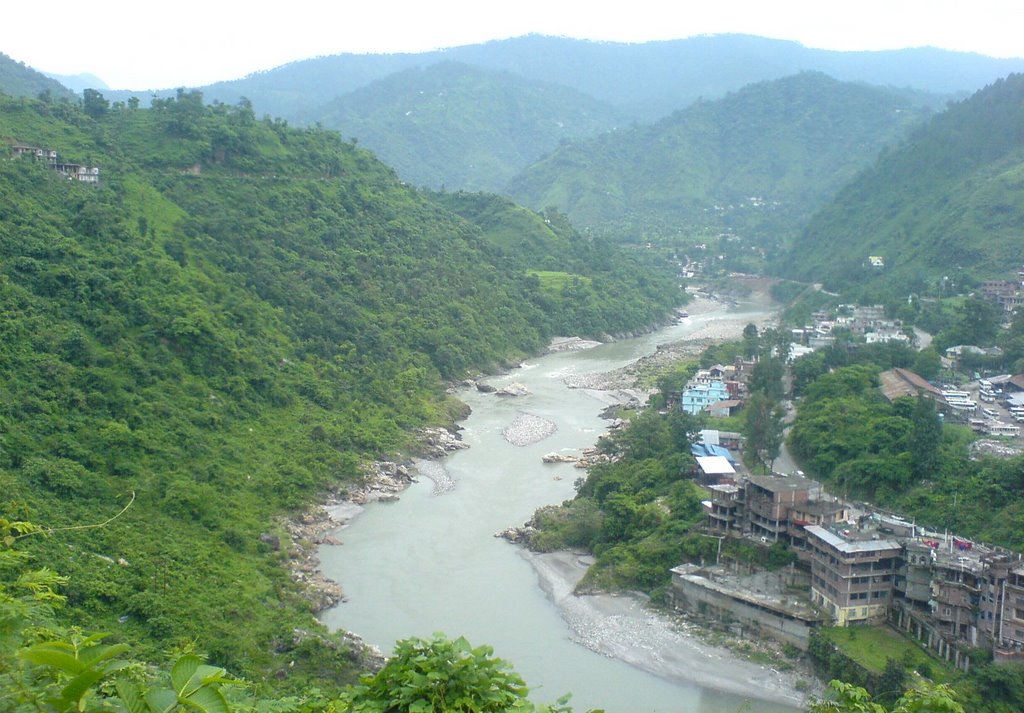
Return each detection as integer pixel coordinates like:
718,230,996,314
282,427,468,612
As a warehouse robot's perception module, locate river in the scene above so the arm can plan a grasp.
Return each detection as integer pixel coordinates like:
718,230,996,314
318,296,802,713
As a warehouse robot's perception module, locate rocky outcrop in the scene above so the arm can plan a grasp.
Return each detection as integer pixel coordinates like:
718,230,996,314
575,446,614,468
495,524,536,544
290,628,386,675
547,336,603,353
414,427,469,459
542,452,579,464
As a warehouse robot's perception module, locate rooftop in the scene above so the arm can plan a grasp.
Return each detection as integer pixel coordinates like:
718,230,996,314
879,368,943,402
671,564,823,622
793,499,846,517
806,524,901,554
747,473,819,494
695,455,735,475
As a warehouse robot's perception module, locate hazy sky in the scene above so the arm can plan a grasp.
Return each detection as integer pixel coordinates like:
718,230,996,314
4,0,1022,89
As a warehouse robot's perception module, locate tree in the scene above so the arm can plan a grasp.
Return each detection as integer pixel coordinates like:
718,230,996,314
744,391,785,473
810,679,963,713
742,322,760,358
750,355,786,401
82,88,109,118
338,634,573,712
909,394,942,481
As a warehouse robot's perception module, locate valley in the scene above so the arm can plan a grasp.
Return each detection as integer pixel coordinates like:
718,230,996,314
2,30,1024,713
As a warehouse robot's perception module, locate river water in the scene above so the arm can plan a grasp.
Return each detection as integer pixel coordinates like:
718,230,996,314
318,299,800,713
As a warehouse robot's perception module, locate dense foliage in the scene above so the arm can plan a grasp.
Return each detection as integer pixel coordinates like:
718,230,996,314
0,90,682,691
506,73,930,247
782,73,1024,294
308,62,623,192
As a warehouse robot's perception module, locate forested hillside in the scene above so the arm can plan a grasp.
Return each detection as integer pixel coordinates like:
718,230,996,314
781,73,1024,296
507,73,931,246
0,90,682,690
308,62,623,191
0,52,76,100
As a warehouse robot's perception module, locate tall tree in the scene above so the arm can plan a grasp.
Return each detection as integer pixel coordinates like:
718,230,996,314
909,394,943,481
744,391,785,473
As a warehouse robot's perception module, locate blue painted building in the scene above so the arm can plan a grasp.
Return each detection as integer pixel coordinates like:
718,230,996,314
680,380,729,414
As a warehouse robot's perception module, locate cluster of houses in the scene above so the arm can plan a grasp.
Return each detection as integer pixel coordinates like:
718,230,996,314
675,305,916,420
979,268,1024,313
790,304,910,354
671,465,1024,669
8,143,100,184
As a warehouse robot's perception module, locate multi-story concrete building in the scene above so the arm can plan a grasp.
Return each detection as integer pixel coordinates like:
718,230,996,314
805,524,901,626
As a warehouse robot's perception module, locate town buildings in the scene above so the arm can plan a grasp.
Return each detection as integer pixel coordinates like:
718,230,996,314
682,467,1024,666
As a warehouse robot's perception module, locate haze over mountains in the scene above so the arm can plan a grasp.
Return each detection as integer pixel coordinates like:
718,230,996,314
86,34,1024,194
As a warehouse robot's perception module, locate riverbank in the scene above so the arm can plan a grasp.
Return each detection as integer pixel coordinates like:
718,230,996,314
522,550,810,708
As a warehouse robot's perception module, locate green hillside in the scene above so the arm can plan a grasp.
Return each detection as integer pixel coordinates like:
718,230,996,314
506,72,931,247
0,90,682,691
308,62,623,192
781,73,1024,295
0,52,76,100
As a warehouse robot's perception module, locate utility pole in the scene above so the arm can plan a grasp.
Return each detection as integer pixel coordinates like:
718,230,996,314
700,532,726,566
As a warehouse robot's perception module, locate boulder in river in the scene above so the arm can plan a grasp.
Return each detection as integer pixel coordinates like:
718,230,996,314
495,382,530,397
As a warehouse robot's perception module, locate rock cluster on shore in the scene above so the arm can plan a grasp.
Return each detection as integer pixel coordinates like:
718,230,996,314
414,426,470,459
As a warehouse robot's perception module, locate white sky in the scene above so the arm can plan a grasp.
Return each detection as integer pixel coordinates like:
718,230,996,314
3,0,1023,90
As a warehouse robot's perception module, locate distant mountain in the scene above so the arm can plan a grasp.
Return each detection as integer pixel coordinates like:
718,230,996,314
44,71,108,93
506,72,932,245
308,62,624,191
105,35,1024,125
0,52,75,100
780,73,1024,294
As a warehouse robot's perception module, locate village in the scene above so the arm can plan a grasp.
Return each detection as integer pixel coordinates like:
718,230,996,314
7,141,101,183
664,300,1024,674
